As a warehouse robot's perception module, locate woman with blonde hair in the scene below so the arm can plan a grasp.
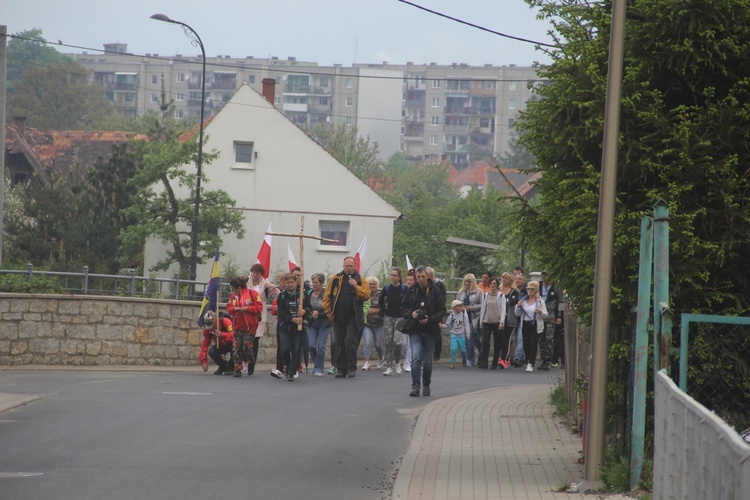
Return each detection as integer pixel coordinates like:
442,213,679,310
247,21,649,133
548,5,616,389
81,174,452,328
362,276,384,370
498,272,521,369
456,273,482,367
514,280,548,372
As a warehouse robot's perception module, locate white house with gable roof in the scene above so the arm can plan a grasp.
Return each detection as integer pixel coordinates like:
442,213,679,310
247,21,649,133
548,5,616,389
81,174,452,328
143,80,401,281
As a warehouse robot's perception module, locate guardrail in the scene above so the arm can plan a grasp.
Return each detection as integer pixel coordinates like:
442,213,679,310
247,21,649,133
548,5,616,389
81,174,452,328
0,264,224,302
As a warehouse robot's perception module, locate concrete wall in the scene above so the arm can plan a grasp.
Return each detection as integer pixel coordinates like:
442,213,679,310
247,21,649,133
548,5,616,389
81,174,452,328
0,293,274,366
654,371,750,500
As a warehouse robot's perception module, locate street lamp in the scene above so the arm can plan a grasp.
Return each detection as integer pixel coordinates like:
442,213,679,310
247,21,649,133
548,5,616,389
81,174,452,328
151,13,206,289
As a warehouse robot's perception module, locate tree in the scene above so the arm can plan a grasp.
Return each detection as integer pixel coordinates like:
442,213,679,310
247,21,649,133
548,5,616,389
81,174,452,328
518,0,750,325
7,59,116,130
310,123,384,182
119,104,245,276
6,29,71,95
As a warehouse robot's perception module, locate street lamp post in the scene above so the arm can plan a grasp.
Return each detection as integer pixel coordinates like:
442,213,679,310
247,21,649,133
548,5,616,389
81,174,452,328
151,13,206,289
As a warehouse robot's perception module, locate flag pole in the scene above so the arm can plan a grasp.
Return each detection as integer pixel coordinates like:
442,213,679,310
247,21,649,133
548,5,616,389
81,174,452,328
298,216,305,331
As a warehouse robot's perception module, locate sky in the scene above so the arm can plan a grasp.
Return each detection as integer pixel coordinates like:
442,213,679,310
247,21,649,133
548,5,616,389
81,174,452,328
5,0,555,67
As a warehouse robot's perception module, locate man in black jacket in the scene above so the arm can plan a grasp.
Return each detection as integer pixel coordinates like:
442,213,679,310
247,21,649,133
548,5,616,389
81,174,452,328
401,266,446,397
538,270,561,371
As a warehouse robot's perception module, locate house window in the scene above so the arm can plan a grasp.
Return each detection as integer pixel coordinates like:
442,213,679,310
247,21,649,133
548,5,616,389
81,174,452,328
432,79,440,88
176,92,184,101
509,81,517,91
248,75,255,84
482,80,494,89
432,97,440,108
150,94,158,103
509,99,516,109
430,135,438,145
346,96,353,107
151,75,158,85
319,97,329,105
508,118,515,127
177,73,186,82
431,116,439,126
401,126,405,135
345,116,352,125
346,78,353,89
319,221,349,248
175,109,183,119
233,141,255,169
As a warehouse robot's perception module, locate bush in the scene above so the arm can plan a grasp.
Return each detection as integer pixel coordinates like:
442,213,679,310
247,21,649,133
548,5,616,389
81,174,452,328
0,274,65,294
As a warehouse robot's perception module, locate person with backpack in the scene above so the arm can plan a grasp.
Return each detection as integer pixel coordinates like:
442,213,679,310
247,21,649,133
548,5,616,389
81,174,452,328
199,310,234,375
226,276,264,377
379,267,407,376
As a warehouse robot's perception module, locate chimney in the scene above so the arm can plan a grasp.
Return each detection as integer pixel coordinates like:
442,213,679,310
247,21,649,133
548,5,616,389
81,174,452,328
261,78,276,104
14,116,27,136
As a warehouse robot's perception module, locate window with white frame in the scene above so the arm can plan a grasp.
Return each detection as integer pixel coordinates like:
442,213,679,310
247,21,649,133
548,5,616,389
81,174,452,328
319,221,349,248
430,135,438,145
151,75,158,85
431,116,439,126
432,97,440,108
176,92,184,101
233,141,254,168
346,78,353,89
150,94,158,103
177,73,186,82
509,81,517,91
346,96,353,107
432,79,440,88
509,99,516,109
508,118,515,127
175,109,183,119
345,116,352,125
401,127,405,135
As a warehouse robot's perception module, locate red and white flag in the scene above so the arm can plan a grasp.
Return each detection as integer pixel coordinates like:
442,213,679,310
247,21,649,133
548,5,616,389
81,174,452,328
354,236,367,273
405,255,414,271
287,244,298,272
256,223,272,278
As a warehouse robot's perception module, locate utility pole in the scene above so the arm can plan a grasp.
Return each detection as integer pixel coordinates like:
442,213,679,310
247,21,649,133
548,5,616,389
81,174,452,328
0,25,8,267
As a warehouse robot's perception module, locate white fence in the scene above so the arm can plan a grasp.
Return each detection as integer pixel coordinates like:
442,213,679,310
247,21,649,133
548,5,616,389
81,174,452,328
654,371,750,500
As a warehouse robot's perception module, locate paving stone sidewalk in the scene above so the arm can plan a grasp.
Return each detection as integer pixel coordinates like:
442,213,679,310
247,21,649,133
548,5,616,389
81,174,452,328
392,384,634,500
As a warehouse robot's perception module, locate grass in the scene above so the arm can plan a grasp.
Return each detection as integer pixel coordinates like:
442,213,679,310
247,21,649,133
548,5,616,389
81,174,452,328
549,378,570,416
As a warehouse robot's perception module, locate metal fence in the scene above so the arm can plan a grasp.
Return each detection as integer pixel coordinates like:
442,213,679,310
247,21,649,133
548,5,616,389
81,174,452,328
676,314,750,431
654,370,750,500
0,264,227,302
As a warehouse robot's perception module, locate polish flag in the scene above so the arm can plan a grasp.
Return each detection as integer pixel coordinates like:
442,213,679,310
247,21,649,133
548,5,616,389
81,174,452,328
405,255,414,271
256,223,272,278
287,244,298,272
354,236,367,273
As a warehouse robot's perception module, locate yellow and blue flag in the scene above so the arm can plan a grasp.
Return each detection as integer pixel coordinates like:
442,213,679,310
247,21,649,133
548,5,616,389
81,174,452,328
197,249,221,326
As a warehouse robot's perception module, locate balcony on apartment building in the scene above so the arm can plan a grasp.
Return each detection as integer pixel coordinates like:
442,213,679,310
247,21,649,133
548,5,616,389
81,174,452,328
285,84,333,95
443,143,468,153
465,106,496,115
404,116,424,123
469,85,496,97
444,123,469,135
211,73,238,90
405,98,426,109
403,135,423,142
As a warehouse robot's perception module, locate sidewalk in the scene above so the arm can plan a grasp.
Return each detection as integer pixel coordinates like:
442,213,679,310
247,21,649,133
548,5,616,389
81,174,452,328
393,384,633,500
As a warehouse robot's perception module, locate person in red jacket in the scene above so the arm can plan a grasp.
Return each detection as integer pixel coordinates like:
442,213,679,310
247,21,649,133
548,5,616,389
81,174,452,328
199,311,235,375
227,276,264,377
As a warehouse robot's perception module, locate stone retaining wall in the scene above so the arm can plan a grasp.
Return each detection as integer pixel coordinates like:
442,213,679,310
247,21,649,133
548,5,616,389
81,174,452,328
0,294,453,367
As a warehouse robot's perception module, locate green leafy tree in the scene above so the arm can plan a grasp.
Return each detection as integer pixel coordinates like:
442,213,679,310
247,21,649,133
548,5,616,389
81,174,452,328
6,28,71,95
119,104,245,276
519,0,750,325
7,59,116,130
310,123,384,182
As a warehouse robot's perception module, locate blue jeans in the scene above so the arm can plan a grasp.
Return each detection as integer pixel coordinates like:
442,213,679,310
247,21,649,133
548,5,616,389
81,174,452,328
514,327,525,362
307,323,331,374
362,325,383,359
409,330,435,389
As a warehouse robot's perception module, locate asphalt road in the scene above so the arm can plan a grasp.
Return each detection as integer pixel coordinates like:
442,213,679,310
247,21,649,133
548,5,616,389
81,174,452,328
0,363,556,500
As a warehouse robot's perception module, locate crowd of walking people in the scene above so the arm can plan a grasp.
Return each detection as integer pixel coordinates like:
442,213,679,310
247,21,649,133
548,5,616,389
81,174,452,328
199,257,565,397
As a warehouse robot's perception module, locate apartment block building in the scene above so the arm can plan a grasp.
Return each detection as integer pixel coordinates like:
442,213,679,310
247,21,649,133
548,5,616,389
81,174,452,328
72,44,541,167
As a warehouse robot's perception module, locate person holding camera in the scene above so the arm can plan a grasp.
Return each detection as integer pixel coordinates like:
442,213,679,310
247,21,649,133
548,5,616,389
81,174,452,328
401,266,447,397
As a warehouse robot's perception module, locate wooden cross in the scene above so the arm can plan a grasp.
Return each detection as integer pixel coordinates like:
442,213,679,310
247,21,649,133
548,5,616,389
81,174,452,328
266,216,338,330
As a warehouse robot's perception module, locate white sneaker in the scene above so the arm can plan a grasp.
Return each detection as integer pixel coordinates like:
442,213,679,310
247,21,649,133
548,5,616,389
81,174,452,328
313,372,324,377
525,363,533,372
270,369,283,379
376,358,384,369
396,364,403,375
362,361,371,371
383,367,393,376
404,364,411,373
294,372,299,379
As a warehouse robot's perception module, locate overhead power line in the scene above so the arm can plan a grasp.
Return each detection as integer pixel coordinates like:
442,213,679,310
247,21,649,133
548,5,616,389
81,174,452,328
397,0,556,48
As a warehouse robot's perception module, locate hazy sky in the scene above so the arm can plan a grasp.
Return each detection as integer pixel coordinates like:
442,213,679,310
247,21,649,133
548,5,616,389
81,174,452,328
5,0,555,67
